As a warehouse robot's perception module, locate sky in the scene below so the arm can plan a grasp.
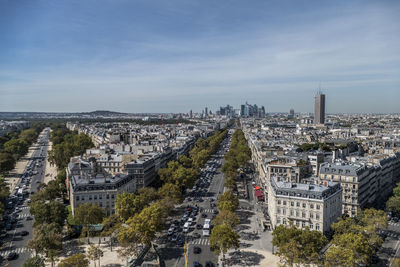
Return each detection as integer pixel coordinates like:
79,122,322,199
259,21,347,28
0,0,399,114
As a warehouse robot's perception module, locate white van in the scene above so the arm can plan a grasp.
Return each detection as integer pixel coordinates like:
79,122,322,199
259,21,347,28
183,222,189,233
203,223,210,236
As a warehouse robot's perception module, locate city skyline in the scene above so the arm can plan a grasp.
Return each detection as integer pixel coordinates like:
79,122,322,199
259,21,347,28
1,0,399,113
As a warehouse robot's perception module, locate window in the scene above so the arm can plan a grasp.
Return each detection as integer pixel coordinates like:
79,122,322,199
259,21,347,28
302,203,306,208
316,223,320,230
94,195,97,200
99,195,102,200
296,202,300,207
302,222,306,228
283,219,286,225
89,195,92,200
309,212,313,219
277,208,281,214
296,221,300,227
106,195,109,199
291,201,294,207
277,219,281,224
302,211,306,218
316,204,320,210
111,194,115,199
316,213,320,220
290,210,294,216
283,201,287,206
310,203,314,209
81,196,85,201
282,208,286,215
310,224,314,229
76,196,80,201
296,210,300,217
278,200,281,205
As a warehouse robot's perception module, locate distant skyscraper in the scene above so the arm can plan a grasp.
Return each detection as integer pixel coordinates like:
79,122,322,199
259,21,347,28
289,108,294,119
205,107,208,118
189,110,192,119
314,92,325,124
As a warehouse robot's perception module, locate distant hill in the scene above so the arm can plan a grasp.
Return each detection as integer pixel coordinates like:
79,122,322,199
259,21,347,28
79,110,129,116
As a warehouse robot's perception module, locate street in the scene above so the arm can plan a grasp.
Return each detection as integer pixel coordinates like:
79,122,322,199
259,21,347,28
1,128,51,266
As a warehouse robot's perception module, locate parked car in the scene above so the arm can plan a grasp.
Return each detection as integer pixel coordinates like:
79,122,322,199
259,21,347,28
7,252,17,260
193,246,202,254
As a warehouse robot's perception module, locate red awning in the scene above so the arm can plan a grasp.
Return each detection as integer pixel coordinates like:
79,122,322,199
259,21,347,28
255,190,264,197
255,186,261,190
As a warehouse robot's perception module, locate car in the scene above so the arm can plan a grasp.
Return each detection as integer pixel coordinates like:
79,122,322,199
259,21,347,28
196,224,202,229
193,261,199,267
392,217,399,223
201,213,207,218
213,210,219,214
193,233,201,239
20,231,29,236
205,261,215,267
26,216,33,221
193,246,202,254
171,234,178,242
7,252,17,260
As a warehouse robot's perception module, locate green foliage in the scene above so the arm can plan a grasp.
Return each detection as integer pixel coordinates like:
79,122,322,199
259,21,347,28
115,188,159,222
0,176,10,217
272,225,327,266
27,222,62,257
209,224,240,256
0,152,15,173
58,254,89,267
87,245,103,267
23,256,45,267
118,202,165,248
328,208,387,265
217,190,239,213
74,203,105,226
29,200,68,230
48,127,94,169
213,210,240,228
386,196,400,215
325,233,372,266
158,183,183,204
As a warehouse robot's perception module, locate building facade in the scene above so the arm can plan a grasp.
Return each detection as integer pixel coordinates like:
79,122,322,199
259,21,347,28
314,92,325,124
268,176,342,233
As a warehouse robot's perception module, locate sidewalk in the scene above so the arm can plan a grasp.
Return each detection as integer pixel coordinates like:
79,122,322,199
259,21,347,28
43,139,58,184
5,141,37,193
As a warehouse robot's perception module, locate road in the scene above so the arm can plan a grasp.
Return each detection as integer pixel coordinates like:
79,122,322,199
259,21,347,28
157,132,232,267
1,128,51,266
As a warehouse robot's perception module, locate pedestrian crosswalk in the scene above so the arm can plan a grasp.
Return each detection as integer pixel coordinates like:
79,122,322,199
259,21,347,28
190,238,210,246
17,213,31,219
0,247,32,257
203,209,214,213
389,222,400,227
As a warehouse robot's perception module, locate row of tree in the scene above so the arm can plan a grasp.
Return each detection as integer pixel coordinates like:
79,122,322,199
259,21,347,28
48,125,94,169
271,208,387,266
210,190,240,260
221,129,251,192
25,126,95,266
107,129,229,259
0,123,45,173
24,244,104,267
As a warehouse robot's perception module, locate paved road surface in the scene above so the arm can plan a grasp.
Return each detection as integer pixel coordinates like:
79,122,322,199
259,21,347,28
1,128,50,266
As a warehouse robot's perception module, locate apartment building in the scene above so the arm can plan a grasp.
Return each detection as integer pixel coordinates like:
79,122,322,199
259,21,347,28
268,176,342,233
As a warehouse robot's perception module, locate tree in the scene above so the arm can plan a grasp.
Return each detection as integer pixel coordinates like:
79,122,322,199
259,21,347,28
213,210,240,228
74,203,105,243
118,202,165,256
209,224,240,262
0,152,15,173
23,256,45,267
29,200,67,229
101,214,121,252
4,138,28,159
387,196,400,215
87,245,103,267
325,233,372,266
393,183,400,197
115,192,137,221
58,254,89,267
158,183,183,204
178,155,192,168
27,223,62,259
272,225,327,266
217,190,239,212
224,177,237,191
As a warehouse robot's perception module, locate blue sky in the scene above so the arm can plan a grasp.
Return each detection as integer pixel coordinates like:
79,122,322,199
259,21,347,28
0,0,399,113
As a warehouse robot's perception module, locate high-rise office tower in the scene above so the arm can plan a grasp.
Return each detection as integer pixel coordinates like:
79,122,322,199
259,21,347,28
205,107,208,118
314,92,325,124
189,110,192,118
289,108,295,119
